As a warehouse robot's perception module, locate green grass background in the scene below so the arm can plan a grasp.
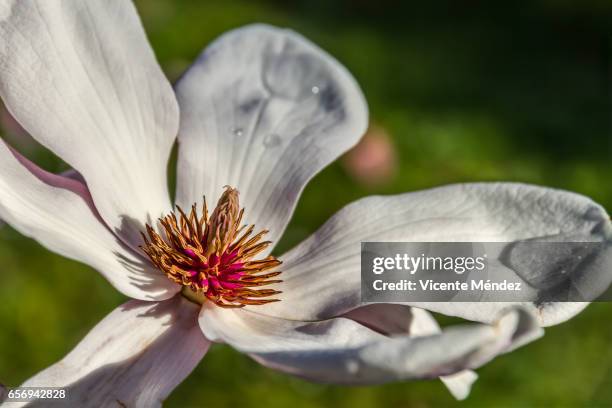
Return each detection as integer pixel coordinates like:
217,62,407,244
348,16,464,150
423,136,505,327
1,0,612,406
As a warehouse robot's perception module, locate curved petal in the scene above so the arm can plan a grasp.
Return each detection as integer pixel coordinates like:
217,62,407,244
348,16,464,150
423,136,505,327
199,304,542,386
0,140,179,300
175,24,368,247
342,304,414,335
439,370,479,401
252,183,612,326
0,0,179,246
407,308,478,400
18,297,208,408
59,168,87,185
343,304,477,399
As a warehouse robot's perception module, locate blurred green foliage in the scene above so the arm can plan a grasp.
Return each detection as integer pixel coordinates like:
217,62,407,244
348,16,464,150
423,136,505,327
1,0,612,407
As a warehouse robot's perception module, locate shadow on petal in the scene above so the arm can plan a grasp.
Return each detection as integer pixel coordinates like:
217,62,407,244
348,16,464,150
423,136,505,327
23,297,208,408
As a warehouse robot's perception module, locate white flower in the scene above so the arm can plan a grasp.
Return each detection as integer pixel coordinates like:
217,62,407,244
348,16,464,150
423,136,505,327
0,1,610,406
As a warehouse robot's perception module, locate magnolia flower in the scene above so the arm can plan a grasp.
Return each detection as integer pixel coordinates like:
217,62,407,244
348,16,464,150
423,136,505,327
0,1,610,406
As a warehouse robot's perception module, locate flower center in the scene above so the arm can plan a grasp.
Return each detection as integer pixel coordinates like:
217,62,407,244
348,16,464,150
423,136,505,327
140,186,282,308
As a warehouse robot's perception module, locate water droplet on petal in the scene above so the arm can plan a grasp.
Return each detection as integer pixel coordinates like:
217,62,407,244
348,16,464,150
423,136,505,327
264,133,281,148
263,52,332,100
230,127,244,137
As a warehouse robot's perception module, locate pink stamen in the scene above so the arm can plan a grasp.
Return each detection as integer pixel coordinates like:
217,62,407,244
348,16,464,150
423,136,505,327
140,186,282,307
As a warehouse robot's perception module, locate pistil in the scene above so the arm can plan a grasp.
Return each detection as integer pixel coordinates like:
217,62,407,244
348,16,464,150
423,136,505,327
141,187,282,308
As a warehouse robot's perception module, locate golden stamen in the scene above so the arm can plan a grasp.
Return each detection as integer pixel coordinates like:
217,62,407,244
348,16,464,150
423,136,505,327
140,186,282,307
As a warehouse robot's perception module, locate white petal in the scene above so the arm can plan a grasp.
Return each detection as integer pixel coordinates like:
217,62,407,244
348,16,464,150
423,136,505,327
199,304,542,385
344,304,477,399
175,24,368,246
440,371,478,401
253,183,612,326
342,304,414,335
0,0,179,246
0,140,179,300
20,297,208,408
407,308,478,400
